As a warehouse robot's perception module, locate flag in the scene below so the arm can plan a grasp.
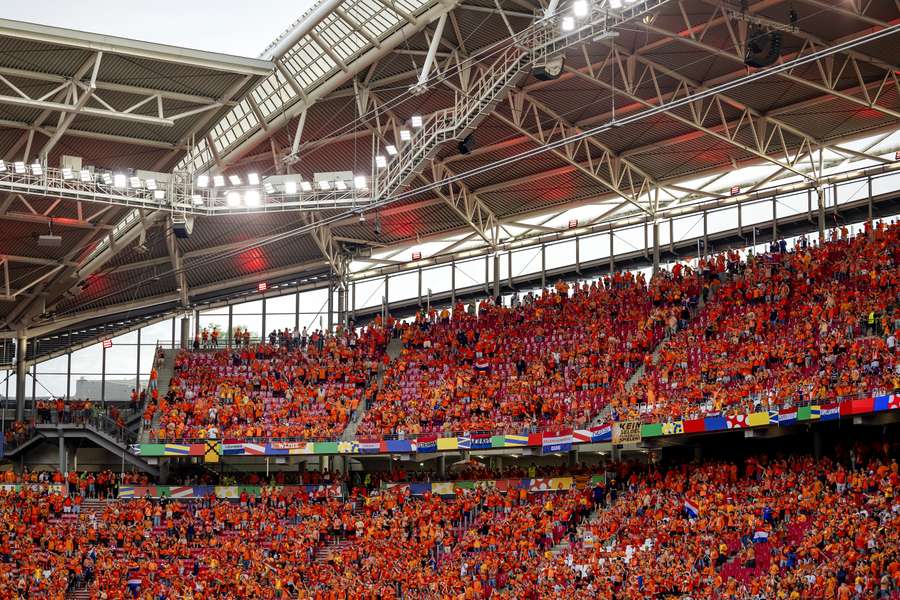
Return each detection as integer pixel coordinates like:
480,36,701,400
808,405,821,419
683,418,706,434
542,429,573,453
778,407,797,426
889,395,900,410
473,359,490,372
504,434,528,446
204,440,220,464
873,395,891,412
684,499,699,519
752,531,769,543
416,435,437,453
337,441,358,454
470,434,492,450
726,414,748,429
221,442,244,456
591,424,612,442
358,439,382,454
660,421,683,435
242,443,266,456
767,410,780,425
819,403,840,421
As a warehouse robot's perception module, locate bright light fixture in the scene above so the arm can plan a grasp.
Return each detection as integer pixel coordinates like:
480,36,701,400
375,155,387,168
0,160,5,172
248,173,259,185
411,114,423,128
213,175,225,187
197,175,209,188
299,181,312,192
573,0,588,17
14,161,25,174
319,180,331,190
354,175,366,189
146,179,157,190
244,190,261,206
153,190,166,200
284,180,297,194
101,172,113,185
562,16,575,30
113,174,127,188
263,182,275,194
31,162,43,175
608,0,622,7
191,194,203,205
80,169,92,182
399,129,411,141
226,191,241,207
335,180,347,190
386,144,398,156
129,176,142,188
228,174,241,186
62,168,74,180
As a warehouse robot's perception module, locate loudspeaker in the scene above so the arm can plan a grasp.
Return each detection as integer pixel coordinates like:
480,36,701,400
458,134,475,156
532,56,565,81
172,215,194,239
745,27,782,68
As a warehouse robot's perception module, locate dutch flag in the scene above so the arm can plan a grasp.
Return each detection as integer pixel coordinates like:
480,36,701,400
684,499,699,519
753,530,769,543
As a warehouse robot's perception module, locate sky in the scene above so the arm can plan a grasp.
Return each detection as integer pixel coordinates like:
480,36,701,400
3,0,319,58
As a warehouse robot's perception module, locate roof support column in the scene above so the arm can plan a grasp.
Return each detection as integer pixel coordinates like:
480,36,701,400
652,220,660,277
411,13,447,94
492,252,501,300
15,334,26,422
816,187,826,243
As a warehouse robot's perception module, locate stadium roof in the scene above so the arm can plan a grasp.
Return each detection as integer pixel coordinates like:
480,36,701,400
1,0,899,348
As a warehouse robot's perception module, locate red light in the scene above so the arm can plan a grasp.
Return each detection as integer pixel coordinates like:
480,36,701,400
895,151,900,161
102,339,112,349
730,186,741,196
568,219,578,229
257,282,268,292
411,251,422,261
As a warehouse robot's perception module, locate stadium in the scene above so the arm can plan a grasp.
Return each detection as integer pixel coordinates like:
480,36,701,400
1,0,899,596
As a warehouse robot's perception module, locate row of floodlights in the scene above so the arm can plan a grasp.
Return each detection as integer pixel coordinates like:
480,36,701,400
561,0,637,30
375,114,423,169
0,160,168,200
196,174,369,193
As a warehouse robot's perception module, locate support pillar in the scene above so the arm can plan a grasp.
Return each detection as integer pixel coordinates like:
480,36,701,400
327,282,334,332
772,197,777,243
611,445,621,463
867,177,874,230
492,253,501,299
693,445,702,463
540,246,546,289
337,286,346,328
652,221,660,277
439,454,447,478
59,436,65,473
813,431,822,460
180,317,191,349
15,335,26,422
608,227,615,275
817,186,826,242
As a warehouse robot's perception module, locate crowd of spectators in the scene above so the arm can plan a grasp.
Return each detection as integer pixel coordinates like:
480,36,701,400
2,448,897,598
149,325,389,441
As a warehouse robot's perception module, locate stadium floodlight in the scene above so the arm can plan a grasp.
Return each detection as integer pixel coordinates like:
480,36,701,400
101,172,113,185
411,114,423,128
573,0,588,17
284,180,298,195
80,169,92,182
248,173,260,185
191,194,204,205
375,155,387,168
335,179,347,190
197,175,209,188
562,16,575,30
608,0,622,7
319,180,331,191
399,129,411,141
226,191,241,207
228,174,242,186
354,175,366,189
13,161,26,174
153,190,165,200
386,144,398,156
129,176,142,188
31,162,43,175
299,181,312,192
146,179,157,190
62,168,74,180
0,160,5,172
264,182,275,194
244,190,261,206
113,174,127,188
213,175,225,187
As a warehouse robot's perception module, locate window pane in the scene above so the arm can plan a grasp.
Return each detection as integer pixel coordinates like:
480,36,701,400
265,293,296,313
299,289,329,314
454,258,484,290
742,200,771,227
544,240,576,271
139,345,157,379
140,319,174,346
112,330,138,344
105,344,137,375
672,214,703,243
231,314,262,339
198,313,227,334
511,247,541,278
71,374,103,400
354,278,384,310
265,313,296,333
37,354,68,374
775,192,807,219
612,226,642,256
232,300,262,315
104,378,136,402
389,271,419,303
421,265,452,296
709,207,738,234
70,344,103,375
33,373,68,398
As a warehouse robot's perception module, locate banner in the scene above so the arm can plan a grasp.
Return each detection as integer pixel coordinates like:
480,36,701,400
612,421,642,445
416,435,437,453
204,440,220,464
542,429,573,453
